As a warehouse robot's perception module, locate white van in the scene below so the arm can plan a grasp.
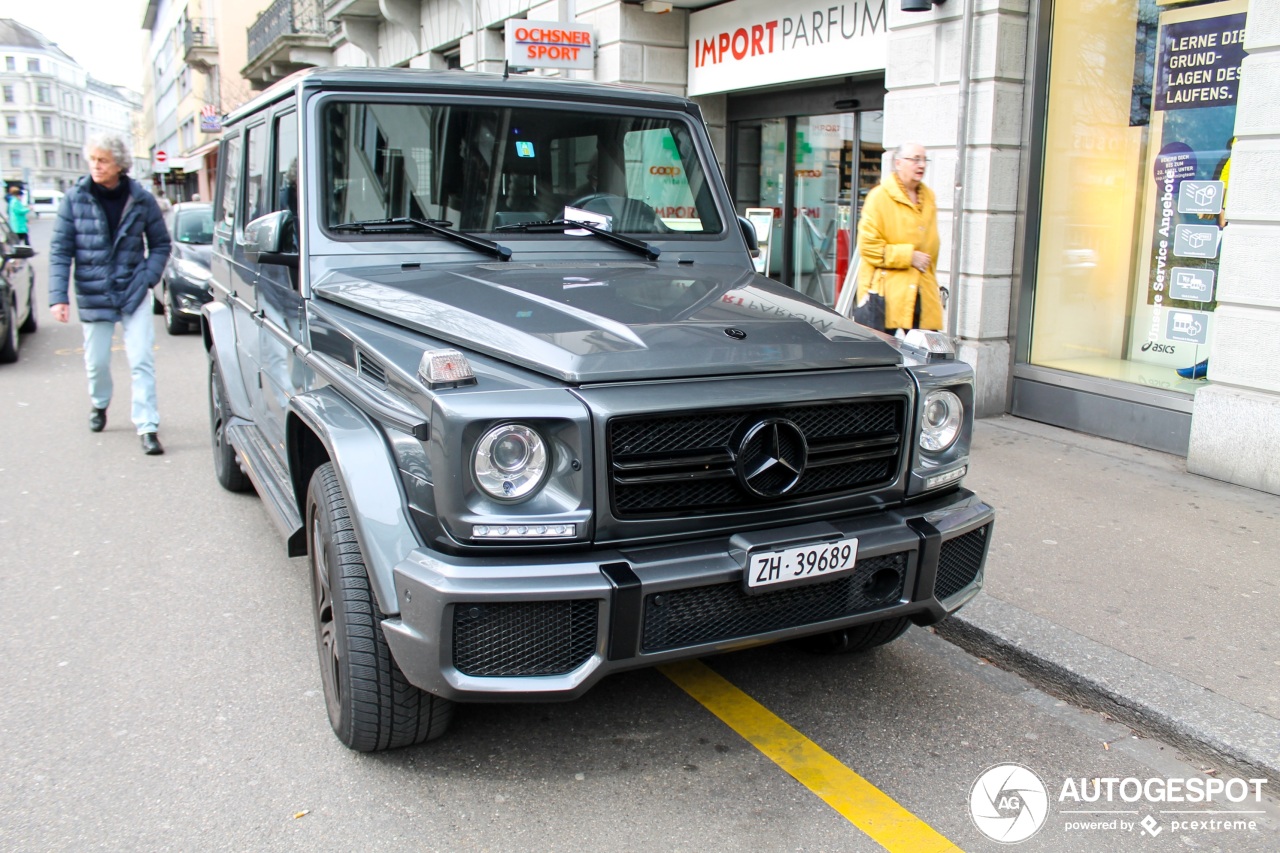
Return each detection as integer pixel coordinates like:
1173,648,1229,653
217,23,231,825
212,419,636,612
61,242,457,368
29,189,64,217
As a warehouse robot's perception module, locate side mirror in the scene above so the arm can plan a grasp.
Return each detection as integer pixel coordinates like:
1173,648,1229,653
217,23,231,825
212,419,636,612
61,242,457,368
5,244,34,260
244,210,298,267
737,215,760,257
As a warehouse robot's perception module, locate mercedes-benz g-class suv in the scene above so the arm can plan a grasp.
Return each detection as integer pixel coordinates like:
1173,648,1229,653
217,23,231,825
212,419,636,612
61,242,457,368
204,67,993,751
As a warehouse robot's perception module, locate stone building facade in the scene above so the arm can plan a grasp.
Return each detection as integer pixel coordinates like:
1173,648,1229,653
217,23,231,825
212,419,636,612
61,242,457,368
236,0,1279,496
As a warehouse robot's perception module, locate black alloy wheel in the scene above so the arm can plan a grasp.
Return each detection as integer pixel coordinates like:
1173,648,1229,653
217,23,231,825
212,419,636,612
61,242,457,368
208,351,250,492
306,462,454,751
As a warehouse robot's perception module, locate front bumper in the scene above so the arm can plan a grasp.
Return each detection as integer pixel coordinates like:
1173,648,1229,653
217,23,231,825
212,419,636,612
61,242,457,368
383,489,994,701
167,277,214,316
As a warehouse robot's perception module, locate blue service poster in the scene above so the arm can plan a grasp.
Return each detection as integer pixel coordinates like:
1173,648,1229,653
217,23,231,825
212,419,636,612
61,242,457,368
1141,7,1245,353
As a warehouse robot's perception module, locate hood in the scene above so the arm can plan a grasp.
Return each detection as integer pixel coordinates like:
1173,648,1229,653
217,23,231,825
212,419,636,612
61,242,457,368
313,261,901,383
176,241,213,268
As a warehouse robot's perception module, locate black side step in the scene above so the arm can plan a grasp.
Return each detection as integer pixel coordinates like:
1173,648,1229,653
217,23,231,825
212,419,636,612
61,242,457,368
226,422,304,553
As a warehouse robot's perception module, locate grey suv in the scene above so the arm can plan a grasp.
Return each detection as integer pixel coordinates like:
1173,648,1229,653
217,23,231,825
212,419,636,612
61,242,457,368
204,68,993,751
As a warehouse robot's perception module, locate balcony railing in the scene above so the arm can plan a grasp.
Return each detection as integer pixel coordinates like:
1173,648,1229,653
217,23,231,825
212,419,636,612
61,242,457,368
248,0,326,62
183,17,217,53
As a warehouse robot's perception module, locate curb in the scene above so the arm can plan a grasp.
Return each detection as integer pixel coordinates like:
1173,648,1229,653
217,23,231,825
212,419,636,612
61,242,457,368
934,593,1280,783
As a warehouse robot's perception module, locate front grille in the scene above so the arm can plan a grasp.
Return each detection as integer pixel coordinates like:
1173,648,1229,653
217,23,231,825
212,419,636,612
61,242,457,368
609,399,906,518
453,600,598,676
935,525,990,599
641,553,907,652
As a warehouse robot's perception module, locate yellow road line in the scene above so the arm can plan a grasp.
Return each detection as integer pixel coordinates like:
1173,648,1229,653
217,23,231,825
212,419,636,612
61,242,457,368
660,659,963,853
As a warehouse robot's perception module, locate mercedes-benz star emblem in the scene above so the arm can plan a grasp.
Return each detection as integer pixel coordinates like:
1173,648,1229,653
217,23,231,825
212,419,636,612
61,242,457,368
736,418,807,498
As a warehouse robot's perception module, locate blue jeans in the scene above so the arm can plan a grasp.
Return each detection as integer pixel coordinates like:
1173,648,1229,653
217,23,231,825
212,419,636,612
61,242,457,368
81,300,159,434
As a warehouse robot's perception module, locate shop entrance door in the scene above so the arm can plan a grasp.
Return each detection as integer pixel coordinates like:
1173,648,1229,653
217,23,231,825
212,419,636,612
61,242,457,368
730,107,884,308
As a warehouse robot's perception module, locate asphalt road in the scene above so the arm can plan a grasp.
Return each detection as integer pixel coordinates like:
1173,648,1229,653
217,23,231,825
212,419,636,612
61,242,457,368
2,216,1276,852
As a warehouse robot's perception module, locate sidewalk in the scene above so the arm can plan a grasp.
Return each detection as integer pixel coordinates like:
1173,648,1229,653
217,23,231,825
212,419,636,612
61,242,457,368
936,415,1280,781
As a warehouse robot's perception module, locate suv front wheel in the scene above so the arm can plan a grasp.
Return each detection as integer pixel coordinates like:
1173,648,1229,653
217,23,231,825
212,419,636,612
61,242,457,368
307,462,454,751
208,351,251,492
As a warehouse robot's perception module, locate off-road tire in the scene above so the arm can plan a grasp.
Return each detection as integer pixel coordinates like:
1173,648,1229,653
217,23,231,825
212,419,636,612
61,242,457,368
795,616,912,655
307,462,454,751
208,351,250,492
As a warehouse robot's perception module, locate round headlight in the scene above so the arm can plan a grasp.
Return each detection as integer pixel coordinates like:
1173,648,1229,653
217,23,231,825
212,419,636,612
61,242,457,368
473,424,549,501
920,390,963,452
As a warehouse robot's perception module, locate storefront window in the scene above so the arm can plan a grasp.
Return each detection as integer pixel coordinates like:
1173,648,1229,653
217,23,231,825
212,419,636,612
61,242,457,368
733,110,883,307
1032,0,1245,393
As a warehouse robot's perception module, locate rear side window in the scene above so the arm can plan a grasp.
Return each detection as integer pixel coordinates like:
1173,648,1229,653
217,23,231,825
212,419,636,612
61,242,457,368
219,135,242,227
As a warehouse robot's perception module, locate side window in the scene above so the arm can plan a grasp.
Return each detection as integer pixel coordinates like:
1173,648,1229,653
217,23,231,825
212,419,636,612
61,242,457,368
244,122,268,226
218,134,242,227
271,111,298,216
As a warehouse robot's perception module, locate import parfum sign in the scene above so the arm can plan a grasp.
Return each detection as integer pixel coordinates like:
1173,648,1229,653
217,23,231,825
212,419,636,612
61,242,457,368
688,0,887,96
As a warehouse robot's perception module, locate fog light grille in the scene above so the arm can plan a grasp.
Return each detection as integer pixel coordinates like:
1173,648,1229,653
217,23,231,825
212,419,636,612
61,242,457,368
453,600,598,676
935,524,990,599
641,553,907,652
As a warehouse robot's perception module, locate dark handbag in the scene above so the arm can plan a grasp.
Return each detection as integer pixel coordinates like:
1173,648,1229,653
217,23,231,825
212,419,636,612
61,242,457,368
852,273,886,331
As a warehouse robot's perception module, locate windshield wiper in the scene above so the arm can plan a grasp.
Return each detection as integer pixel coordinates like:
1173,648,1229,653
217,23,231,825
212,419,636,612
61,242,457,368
331,217,512,261
494,219,661,261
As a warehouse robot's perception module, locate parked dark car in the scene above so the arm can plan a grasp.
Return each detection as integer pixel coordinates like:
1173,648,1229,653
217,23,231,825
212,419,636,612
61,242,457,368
205,68,994,751
153,201,214,334
0,210,36,363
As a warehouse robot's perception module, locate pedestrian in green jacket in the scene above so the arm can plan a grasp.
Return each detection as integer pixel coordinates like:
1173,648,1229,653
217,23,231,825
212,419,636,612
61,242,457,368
7,185,28,244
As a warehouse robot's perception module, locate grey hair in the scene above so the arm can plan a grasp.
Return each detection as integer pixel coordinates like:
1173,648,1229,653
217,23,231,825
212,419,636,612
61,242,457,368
892,142,925,161
83,133,133,173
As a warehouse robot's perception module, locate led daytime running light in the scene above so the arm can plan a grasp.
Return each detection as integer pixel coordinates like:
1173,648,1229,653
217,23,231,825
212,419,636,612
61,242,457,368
473,523,576,539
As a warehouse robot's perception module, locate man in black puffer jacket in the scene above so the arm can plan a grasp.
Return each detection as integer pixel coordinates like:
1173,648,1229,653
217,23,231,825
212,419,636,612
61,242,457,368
49,134,172,455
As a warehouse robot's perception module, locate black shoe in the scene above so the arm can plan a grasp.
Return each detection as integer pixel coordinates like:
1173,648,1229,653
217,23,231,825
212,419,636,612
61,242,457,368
89,408,107,432
140,433,164,456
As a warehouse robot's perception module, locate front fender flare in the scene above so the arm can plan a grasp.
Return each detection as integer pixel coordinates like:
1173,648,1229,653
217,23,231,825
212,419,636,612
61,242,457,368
290,386,421,616
201,301,252,420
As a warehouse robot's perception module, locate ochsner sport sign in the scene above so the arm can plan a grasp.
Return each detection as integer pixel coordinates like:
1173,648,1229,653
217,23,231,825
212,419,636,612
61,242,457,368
687,0,886,96
505,20,595,71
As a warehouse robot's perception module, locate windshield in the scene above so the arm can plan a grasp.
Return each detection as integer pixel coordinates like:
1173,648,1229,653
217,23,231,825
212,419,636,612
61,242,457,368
175,208,214,244
320,100,723,236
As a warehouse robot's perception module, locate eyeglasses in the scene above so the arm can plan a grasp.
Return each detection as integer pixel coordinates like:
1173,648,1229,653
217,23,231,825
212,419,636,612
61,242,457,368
898,156,930,165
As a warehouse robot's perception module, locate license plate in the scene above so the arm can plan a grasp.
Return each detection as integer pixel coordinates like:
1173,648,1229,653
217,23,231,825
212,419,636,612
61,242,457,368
745,537,859,591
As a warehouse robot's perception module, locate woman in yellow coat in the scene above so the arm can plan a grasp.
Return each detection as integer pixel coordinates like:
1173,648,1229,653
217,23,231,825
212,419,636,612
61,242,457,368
854,142,944,332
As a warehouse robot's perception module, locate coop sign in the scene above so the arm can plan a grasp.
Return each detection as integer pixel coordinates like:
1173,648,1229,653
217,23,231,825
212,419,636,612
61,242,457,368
505,21,596,70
